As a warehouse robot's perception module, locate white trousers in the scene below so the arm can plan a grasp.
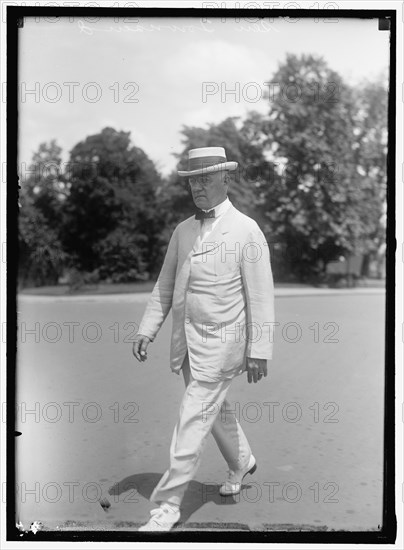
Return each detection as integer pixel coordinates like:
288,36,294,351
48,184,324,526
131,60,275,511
150,353,252,507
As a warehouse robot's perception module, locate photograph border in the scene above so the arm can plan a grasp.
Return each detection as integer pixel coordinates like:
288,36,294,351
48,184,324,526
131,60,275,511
6,4,397,544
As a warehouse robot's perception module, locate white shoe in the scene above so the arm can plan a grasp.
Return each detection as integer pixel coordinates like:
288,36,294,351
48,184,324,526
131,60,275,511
138,503,180,532
219,455,257,496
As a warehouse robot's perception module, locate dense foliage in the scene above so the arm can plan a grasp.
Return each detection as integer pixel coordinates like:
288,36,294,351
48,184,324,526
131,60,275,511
18,55,388,287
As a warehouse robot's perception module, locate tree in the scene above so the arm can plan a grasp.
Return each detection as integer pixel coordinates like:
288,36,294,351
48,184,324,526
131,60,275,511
351,76,388,276
18,198,67,287
62,127,162,281
258,54,388,281
21,140,68,225
18,140,68,286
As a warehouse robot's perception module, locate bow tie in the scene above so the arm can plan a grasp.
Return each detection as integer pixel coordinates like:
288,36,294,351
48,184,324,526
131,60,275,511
195,209,215,220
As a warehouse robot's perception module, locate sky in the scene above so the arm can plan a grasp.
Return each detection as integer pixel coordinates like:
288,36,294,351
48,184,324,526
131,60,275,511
18,15,390,176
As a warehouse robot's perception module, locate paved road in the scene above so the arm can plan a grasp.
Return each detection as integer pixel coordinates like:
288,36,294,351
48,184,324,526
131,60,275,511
15,290,385,532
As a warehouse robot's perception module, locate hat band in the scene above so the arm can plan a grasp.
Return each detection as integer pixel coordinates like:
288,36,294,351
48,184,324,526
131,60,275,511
188,155,227,172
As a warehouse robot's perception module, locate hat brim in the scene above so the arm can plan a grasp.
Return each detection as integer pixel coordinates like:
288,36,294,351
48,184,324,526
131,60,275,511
178,161,238,177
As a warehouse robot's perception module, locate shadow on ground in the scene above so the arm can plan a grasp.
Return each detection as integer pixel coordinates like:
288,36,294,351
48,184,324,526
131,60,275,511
101,472,255,523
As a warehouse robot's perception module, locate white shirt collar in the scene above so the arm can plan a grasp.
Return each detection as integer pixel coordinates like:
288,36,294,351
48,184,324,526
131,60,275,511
202,197,231,217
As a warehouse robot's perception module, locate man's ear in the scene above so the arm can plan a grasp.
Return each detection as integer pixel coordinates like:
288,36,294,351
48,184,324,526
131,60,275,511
223,172,230,186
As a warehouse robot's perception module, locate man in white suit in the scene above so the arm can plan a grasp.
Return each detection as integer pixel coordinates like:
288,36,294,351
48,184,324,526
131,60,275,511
133,147,275,531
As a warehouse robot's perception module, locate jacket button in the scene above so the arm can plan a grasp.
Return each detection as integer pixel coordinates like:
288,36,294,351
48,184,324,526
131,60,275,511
185,317,190,324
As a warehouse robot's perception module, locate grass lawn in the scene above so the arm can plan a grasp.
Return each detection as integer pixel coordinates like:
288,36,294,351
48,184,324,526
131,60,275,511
18,277,385,296
18,281,158,296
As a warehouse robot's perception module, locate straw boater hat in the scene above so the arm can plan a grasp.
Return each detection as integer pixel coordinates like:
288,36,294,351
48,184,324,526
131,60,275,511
178,147,238,177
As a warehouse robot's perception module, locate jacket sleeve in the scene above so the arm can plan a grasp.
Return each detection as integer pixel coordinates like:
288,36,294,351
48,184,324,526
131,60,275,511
137,226,179,341
240,223,275,359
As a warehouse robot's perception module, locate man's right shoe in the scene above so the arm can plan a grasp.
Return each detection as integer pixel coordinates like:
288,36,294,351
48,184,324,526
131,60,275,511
219,454,257,496
138,503,180,532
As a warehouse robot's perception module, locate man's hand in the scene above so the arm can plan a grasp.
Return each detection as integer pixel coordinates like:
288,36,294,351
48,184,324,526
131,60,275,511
132,334,151,362
246,358,267,383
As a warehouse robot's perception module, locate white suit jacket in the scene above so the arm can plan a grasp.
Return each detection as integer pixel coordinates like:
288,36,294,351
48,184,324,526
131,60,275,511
137,203,275,382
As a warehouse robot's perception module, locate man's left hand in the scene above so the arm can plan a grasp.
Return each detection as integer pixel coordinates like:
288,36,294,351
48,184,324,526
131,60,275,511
246,358,267,383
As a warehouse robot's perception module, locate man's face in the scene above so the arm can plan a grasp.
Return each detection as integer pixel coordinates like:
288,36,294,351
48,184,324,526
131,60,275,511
188,171,228,210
